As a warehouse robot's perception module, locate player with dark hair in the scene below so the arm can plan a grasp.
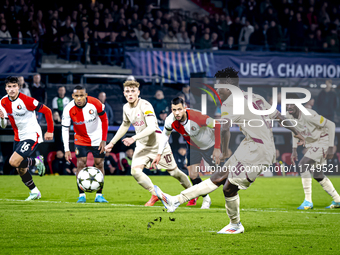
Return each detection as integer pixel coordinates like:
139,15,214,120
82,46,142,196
286,93,340,209
62,85,109,203
151,96,221,209
104,80,193,206
154,68,305,234
0,76,54,200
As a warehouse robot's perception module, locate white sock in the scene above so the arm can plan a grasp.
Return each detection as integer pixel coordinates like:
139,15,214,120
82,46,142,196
319,177,340,202
79,193,86,198
96,193,103,198
35,158,40,165
301,171,312,203
31,187,39,193
176,178,219,204
168,168,192,189
133,172,156,195
225,194,240,224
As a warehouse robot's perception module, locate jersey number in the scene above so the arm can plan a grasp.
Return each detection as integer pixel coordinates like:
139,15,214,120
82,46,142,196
20,142,30,152
234,162,244,176
164,154,172,164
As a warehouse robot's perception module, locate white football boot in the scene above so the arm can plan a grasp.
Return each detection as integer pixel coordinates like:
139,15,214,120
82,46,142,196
217,222,244,234
154,185,180,213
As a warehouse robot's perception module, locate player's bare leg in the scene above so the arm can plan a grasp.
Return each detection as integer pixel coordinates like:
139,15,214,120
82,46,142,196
297,156,315,209
9,152,42,200
154,166,228,212
217,180,244,234
76,157,87,203
94,158,108,203
312,166,340,209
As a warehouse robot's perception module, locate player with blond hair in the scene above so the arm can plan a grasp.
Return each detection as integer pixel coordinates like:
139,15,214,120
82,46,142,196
105,80,193,206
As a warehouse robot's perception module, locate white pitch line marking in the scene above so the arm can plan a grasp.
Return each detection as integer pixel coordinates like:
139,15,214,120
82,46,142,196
0,199,339,214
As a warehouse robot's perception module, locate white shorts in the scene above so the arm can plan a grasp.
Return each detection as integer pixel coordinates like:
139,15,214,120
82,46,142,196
304,137,328,165
223,155,264,190
131,143,177,170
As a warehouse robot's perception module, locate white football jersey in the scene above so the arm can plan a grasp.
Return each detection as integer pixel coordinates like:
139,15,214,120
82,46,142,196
286,109,328,145
221,91,279,165
123,98,162,147
1,93,43,143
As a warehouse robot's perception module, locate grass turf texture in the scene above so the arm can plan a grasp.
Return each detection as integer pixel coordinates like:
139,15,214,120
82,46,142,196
0,176,339,254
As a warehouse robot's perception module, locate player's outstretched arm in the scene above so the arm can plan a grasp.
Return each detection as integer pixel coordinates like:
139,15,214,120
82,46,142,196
98,111,109,154
220,119,231,160
151,128,172,169
36,103,54,140
324,119,336,159
130,116,157,142
275,113,305,146
105,122,130,152
0,108,7,128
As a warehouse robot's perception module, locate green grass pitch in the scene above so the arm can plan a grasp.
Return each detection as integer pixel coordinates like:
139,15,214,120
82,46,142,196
0,175,339,254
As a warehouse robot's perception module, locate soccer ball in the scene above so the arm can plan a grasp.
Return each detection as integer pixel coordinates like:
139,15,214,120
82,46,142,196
77,167,104,193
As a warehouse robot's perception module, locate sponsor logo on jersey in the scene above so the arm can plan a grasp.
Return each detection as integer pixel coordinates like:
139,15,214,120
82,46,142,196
221,112,228,117
145,110,153,115
17,105,22,110
133,120,145,127
89,109,94,115
191,126,197,131
73,117,96,125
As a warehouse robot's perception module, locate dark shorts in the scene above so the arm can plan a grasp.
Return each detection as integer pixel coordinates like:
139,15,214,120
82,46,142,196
13,139,39,159
75,144,105,158
187,145,215,166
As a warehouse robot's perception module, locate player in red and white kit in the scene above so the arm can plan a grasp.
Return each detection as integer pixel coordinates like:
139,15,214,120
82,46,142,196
62,85,109,203
0,76,54,201
152,97,221,209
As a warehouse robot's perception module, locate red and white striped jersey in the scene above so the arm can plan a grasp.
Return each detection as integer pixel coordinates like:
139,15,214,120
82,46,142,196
164,109,220,150
62,96,108,147
1,93,43,143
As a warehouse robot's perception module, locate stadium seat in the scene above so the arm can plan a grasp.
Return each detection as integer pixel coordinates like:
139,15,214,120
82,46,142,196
281,153,292,165
47,151,57,174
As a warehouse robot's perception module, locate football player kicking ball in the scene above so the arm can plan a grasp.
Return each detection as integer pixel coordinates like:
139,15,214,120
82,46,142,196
286,93,340,210
104,80,192,206
154,67,305,234
62,85,109,203
151,97,221,209
0,76,54,200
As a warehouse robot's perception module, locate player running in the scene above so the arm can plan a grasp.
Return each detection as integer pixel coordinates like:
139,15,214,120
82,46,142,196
154,67,305,234
0,76,54,200
286,93,340,210
151,97,221,209
104,80,192,206
62,85,109,203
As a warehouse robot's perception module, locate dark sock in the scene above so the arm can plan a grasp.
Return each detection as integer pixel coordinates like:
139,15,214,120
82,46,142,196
18,158,36,168
77,183,85,194
96,183,103,195
21,171,36,190
191,176,202,185
190,177,207,197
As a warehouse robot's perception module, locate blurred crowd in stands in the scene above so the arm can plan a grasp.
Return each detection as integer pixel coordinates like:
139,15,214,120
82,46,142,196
0,0,339,64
